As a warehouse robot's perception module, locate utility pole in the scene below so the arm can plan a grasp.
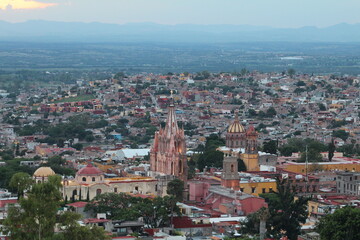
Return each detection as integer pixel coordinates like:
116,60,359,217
305,145,308,193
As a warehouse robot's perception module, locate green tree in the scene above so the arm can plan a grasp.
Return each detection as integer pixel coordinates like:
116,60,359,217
333,129,349,141
318,103,326,111
265,107,277,118
263,140,278,155
287,68,296,78
9,172,33,199
54,211,110,240
85,192,138,220
72,143,83,151
197,134,225,170
261,179,309,240
317,207,360,240
85,193,179,228
238,158,247,172
2,175,63,239
328,139,336,161
299,148,323,162
248,109,257,117
167,179,184,201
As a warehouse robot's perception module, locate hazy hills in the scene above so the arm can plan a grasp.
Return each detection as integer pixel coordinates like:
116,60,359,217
1,20,360,42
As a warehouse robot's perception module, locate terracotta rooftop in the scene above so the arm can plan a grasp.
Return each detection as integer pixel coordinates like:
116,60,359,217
77,163,103,176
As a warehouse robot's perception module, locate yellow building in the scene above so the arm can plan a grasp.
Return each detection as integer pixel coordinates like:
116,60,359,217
281,162,360,174
239,180,277,197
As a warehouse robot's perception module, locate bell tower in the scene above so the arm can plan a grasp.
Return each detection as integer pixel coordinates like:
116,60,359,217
221,150,240,190
241,125,259,171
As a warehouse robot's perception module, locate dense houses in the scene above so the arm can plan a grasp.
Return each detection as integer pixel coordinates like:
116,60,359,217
1,71,360,239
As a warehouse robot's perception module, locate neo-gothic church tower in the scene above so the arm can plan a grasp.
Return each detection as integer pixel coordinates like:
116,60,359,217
150,96,188,182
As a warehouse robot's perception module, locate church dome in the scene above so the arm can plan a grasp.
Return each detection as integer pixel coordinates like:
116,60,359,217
77,163,103,176
33,167,56,177
227,111,245,133
228,121,245,133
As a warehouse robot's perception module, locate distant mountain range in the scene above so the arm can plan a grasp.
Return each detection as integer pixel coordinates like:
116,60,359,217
1,20,360,42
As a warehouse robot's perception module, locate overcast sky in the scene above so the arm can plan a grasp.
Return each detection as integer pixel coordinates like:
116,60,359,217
1,0,360,28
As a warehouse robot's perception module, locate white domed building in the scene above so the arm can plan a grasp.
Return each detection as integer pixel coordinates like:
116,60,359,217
62,163,158,201
33,167,56,183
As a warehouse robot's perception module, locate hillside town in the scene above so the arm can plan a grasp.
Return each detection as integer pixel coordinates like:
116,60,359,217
1,70,360,240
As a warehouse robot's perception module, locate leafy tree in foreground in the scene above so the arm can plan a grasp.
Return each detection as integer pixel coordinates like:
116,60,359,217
317,207,360,240
2,175,63,240
54,211,110,240
85,192,180,228
261,179,309,240
85,192,139,220
2,175,109,240
9,172,33,199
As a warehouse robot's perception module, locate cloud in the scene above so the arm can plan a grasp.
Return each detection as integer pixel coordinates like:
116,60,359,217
0,0,57,10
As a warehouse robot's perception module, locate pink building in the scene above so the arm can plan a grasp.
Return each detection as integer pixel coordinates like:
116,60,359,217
150,97,188,182
188,181,267,216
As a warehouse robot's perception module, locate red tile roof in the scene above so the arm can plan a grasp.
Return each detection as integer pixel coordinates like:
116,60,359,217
66,201,88,208
83,218,110,224
77,163,103,176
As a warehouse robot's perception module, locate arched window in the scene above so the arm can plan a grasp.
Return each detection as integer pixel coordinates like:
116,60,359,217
114,187,117,193
92,177,96,182
82,177,86,182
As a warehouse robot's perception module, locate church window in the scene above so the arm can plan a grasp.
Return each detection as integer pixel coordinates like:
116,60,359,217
82,177,86,182
114,188,117,193
92,177,96,182
96,189,102,196
135,186,139,191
